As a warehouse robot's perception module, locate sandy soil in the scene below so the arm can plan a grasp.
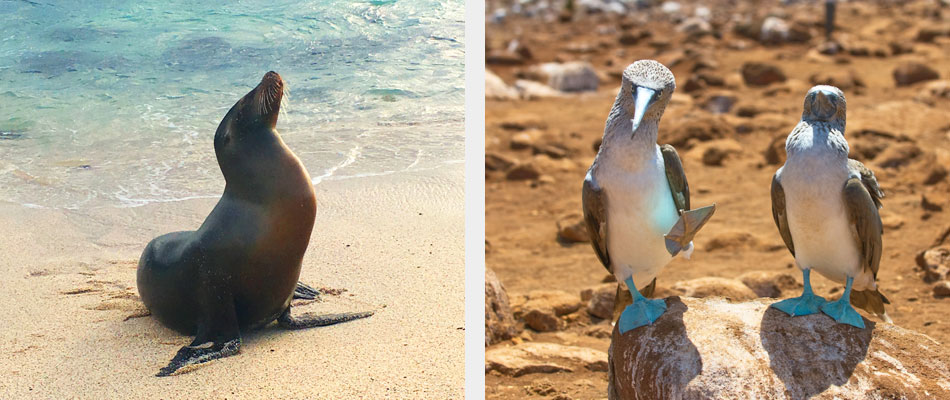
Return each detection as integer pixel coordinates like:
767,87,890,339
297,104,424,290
0,171,464,398
486,1,950,398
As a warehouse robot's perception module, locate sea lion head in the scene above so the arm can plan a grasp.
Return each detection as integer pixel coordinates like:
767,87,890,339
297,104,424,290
215,71,285,145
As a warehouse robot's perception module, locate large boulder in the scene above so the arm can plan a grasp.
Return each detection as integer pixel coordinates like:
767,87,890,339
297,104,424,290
608,297,950,399
530,61,600,92
486,268,520,345
486,341,608,377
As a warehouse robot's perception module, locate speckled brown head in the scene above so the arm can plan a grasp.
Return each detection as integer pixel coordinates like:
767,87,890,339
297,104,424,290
802,85,846,127
617,60,676,136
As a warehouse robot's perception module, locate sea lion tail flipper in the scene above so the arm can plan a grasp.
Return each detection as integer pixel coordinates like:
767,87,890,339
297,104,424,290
156,337,242,377
277,306,374,330
293,282,321,300
664,204,716,257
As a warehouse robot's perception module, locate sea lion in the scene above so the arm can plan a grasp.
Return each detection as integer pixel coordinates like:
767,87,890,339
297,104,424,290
137,71,373,377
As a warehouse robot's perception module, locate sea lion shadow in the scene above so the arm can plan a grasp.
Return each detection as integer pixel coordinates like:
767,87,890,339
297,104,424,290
608,297,702,400
759,307,873,400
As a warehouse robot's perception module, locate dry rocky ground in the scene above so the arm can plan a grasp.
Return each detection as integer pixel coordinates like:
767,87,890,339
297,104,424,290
485,1,950,398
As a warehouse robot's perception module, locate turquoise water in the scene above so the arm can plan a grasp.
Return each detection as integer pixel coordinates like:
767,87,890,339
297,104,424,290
0,0,464,209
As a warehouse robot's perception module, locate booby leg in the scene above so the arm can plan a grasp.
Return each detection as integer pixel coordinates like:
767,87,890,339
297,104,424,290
618,277,667,334
772,268,826,317
820,276,865,328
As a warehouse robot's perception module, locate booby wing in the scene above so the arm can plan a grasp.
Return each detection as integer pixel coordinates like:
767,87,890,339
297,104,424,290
843,167,890,320
660,144,689,212
771,172,795,256
661,144,716,256
848,159,884,209
583,170,611,272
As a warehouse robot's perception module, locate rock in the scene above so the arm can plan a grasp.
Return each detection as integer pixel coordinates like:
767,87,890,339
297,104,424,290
510,132,536,150
809,70,865,92
923,163,949,185
700,93,736,115
922,194,943,212
557,215,588,243
759,16,789,44
486,49,525,65
875,143,921,169
916,24,950,43
521,290,581,332
499,116,547,131
737,271,801,298
915,80,950,106
531,62,599,92
506,162,541,181
585,324,612,339
764,134,787,165
934,281,950,297
893,62,939,87
916,246,950,283
608,298,950,399
670,277,758,301
676,17,712,37
705,231,761,251
687,139,742,166
666,114,734,149
514,79,564,99
741,62,787,86
486,268,521,345
533,143,569,159
485,152,516,171
586,283,616,319
487,342,608,377
486,70,519,100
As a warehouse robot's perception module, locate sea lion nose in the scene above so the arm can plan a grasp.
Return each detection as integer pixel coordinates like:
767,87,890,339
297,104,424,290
263,71,283,86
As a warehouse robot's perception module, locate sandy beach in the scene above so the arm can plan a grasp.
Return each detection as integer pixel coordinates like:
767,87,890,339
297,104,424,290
486,0,950,398
0,169,464,398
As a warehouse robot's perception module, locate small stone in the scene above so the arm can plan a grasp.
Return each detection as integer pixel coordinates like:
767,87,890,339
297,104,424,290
531,61,599,92
586,283,616,320
737,271,802,298
486,70,519,100
875,143,921,169
893,62,939,87
533,143,569,159
485,152,516,171
701,94,737,114
923,164,948,185
809,70,865,91
741,62,787,86
934,281,950,297
705,231,761,251
666,114,734,149
922,194,943,212
510,133,534,150
764,134,788,165
486,268,521,345
506,163,540,181
557,214,589,243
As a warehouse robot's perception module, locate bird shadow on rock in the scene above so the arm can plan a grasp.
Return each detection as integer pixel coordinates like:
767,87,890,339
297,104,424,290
759,307,874,400
608,296,702,400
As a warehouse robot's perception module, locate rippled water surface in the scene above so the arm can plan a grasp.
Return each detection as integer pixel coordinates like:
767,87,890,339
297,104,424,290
0,0,464,208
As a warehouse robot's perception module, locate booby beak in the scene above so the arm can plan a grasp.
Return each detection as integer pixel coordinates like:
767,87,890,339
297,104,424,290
811,90,836,120
630,86,657,138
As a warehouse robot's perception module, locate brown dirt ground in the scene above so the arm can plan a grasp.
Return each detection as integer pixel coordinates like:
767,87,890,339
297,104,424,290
486,1,950,398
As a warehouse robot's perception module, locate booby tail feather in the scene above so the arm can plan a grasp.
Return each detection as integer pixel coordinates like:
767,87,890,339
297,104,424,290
850,288,892,323
664,204,716,257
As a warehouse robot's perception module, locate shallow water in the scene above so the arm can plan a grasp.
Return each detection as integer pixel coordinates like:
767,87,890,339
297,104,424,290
0,0,464,209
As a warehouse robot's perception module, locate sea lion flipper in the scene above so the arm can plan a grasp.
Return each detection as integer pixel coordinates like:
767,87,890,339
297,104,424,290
277,306,374,330
293,282,321,300
156,337,241,377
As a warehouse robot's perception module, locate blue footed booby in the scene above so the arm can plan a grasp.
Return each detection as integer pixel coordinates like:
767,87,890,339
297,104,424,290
770,85,891,328
583,60,716,334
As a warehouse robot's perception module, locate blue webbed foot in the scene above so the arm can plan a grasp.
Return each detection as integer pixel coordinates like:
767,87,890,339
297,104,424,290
617,297,667,334
771,292,826,317
821,297,865,329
